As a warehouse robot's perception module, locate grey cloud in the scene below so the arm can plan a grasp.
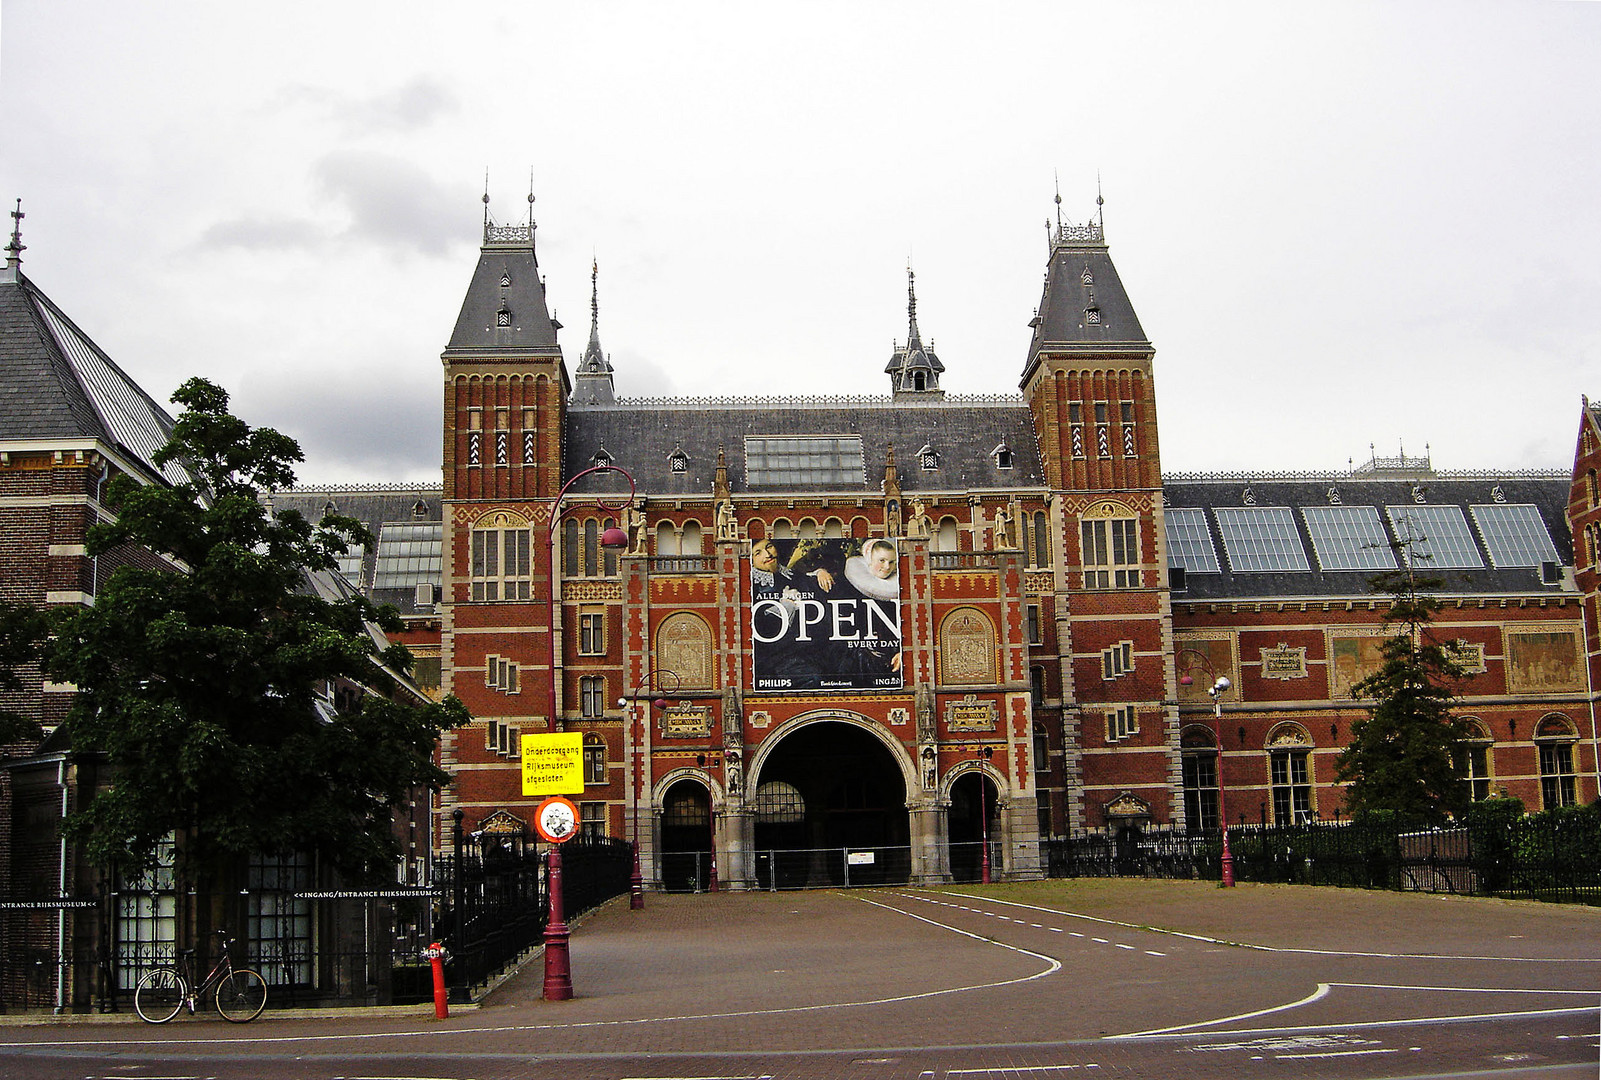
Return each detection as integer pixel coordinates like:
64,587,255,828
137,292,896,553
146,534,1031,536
314,151,472,257
251,377,440,484
271,77,459,134
197,217,326,252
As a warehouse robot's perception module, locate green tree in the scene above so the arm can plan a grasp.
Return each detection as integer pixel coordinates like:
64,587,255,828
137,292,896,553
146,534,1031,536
1335,561,1468,824
47,377,467,882
0,600,51,744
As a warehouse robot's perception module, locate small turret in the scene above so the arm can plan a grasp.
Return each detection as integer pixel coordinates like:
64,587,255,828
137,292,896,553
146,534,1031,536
885,267,945,399
571,259,616,406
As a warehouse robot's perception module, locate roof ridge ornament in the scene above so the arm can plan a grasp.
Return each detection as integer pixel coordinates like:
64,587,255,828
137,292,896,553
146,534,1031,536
3,199,23,277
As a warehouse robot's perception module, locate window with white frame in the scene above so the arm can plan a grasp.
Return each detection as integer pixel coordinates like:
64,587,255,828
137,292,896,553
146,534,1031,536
485,718,520,757
1106,705,1138,742
578,609,605,655
580,802,607,839
1270,749,1313,823
1454,719,1494,803
485,655,519,693
1082,515,1139,588
1536,716,1578,808
580,676,606,718
471,521,532,601
1101,641,1133,680
583,737,607,785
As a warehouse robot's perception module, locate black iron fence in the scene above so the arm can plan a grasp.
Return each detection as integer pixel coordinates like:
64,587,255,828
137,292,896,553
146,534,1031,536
0,833,635,1013
1043,810,1601,906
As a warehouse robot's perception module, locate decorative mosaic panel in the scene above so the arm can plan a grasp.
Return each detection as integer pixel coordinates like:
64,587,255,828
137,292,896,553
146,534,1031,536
940,608,997,685
661,706,713,738
945,694,998,732
1505,628,1583,693
1260,643,1308,681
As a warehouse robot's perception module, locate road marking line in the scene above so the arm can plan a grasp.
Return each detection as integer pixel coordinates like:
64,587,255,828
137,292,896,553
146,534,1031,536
1275,1048,1399,1059
0,895,1062,1052
926,890,1601,963
1110,983,1333,1038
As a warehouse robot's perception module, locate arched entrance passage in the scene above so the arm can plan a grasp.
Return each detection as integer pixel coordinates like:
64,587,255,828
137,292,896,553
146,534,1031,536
749,720,910,888
659,778,713,892
946,770,999,883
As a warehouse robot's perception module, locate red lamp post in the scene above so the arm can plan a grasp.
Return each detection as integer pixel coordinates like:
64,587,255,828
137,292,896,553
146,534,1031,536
542,463,635,1001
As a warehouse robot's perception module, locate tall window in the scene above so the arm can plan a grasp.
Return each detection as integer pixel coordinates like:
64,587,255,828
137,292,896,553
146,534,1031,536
580,676,606,718
1540,743,1576,808
1106,705,1138,742
1026,510,1051,568
578,609,605,655
580,802,607,838
1454,720,1494,803
1182,749,1219,831
583,735,607,784
1082,517,1139,588
1270,749,1312,823
471,522,532,601
115,836,177,988
1026,604,1042,645
1030,665,1046,706
247,853,313,987
1101,641,1132,680
1119,401,1137,457
565,517,620,577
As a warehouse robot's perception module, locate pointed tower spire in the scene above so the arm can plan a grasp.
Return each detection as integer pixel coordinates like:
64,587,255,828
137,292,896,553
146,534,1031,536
2,199,24,284
571,256,616,405
885,264,945,399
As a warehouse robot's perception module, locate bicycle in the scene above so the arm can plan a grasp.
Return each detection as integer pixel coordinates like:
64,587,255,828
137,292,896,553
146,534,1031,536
133,930,268,1023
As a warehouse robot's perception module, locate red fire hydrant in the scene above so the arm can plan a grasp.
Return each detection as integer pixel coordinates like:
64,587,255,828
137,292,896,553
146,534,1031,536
424,942,449,1019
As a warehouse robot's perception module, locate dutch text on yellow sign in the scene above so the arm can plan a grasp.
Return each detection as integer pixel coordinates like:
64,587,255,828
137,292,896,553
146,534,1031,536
521,732,583,796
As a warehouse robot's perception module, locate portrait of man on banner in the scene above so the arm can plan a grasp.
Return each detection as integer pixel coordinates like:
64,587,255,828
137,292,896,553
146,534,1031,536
749,537,903,691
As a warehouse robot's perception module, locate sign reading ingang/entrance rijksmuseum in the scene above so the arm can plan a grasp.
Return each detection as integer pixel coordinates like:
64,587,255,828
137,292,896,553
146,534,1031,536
748,537,903,692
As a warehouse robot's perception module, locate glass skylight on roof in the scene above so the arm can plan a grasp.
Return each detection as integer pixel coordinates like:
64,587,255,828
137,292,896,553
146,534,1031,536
1301,506,1397,571
1214,507,1311,572
373,521,443,590
1384,505,1484,569
1470,504,1560,568
1164,508,1219,573
745,435,865,488
335,544,366,587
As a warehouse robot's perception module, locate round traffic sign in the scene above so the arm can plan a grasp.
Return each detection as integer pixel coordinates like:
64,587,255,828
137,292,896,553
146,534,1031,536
534,796,580,844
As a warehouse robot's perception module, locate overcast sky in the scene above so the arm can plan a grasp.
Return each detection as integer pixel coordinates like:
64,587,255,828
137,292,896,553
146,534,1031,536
2,2,1597,485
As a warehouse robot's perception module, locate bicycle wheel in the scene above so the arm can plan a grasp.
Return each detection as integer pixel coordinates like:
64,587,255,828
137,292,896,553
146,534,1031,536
133,966,186,1024
214,968,267,1022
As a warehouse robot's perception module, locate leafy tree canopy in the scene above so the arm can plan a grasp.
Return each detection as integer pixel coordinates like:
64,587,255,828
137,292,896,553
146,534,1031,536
0,600,51,744
1335,564,1468,824
47,377,468,881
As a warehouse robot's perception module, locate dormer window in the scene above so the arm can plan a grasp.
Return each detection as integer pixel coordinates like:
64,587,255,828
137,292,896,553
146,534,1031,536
412,499,429,519
1081,268,1093,285
918,444,939,471
496,308,512,327
500,272,512,287
992,442,1013,471
912,371,927,392
591,446,614,466
668,448,689,474
1085,306,1101,325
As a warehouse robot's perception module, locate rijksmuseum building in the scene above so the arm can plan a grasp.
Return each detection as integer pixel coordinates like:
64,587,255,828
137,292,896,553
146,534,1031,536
8,198,1601,891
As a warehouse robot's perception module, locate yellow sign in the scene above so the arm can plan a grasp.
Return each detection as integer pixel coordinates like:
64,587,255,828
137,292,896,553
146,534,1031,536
521,732,583,796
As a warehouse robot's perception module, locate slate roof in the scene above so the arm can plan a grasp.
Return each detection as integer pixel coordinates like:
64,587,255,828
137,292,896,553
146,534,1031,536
563,397,1045,498
269,486,444,616
1027,222,1149,358
0,269,191,486
445,221,561,356
1162,471,1574,601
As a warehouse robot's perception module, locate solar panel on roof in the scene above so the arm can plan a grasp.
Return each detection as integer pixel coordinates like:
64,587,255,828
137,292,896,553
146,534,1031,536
1164,508,1219,573
1384,505,1484,569
1214,507,1310,572
1301,506,1397,571
1470,504,1559,568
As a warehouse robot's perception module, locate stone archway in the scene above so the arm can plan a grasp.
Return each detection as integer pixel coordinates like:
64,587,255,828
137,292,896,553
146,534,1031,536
746,717,912,888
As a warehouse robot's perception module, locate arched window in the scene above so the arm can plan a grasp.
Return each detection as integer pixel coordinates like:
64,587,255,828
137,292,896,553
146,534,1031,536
1455,717,1494,803
772,518,793,540
797,517,818,540
657,521,679,556
934,516,960,552
1265,723,1315,824
681,520,703,555
1180,725,1219,831
1536,714,1579,808
823,517,844,539
562,519,580,578
471,511,533,601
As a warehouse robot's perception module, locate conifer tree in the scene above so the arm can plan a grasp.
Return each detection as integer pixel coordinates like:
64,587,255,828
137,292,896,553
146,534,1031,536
1335,552,1468,823
47,377,467,882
